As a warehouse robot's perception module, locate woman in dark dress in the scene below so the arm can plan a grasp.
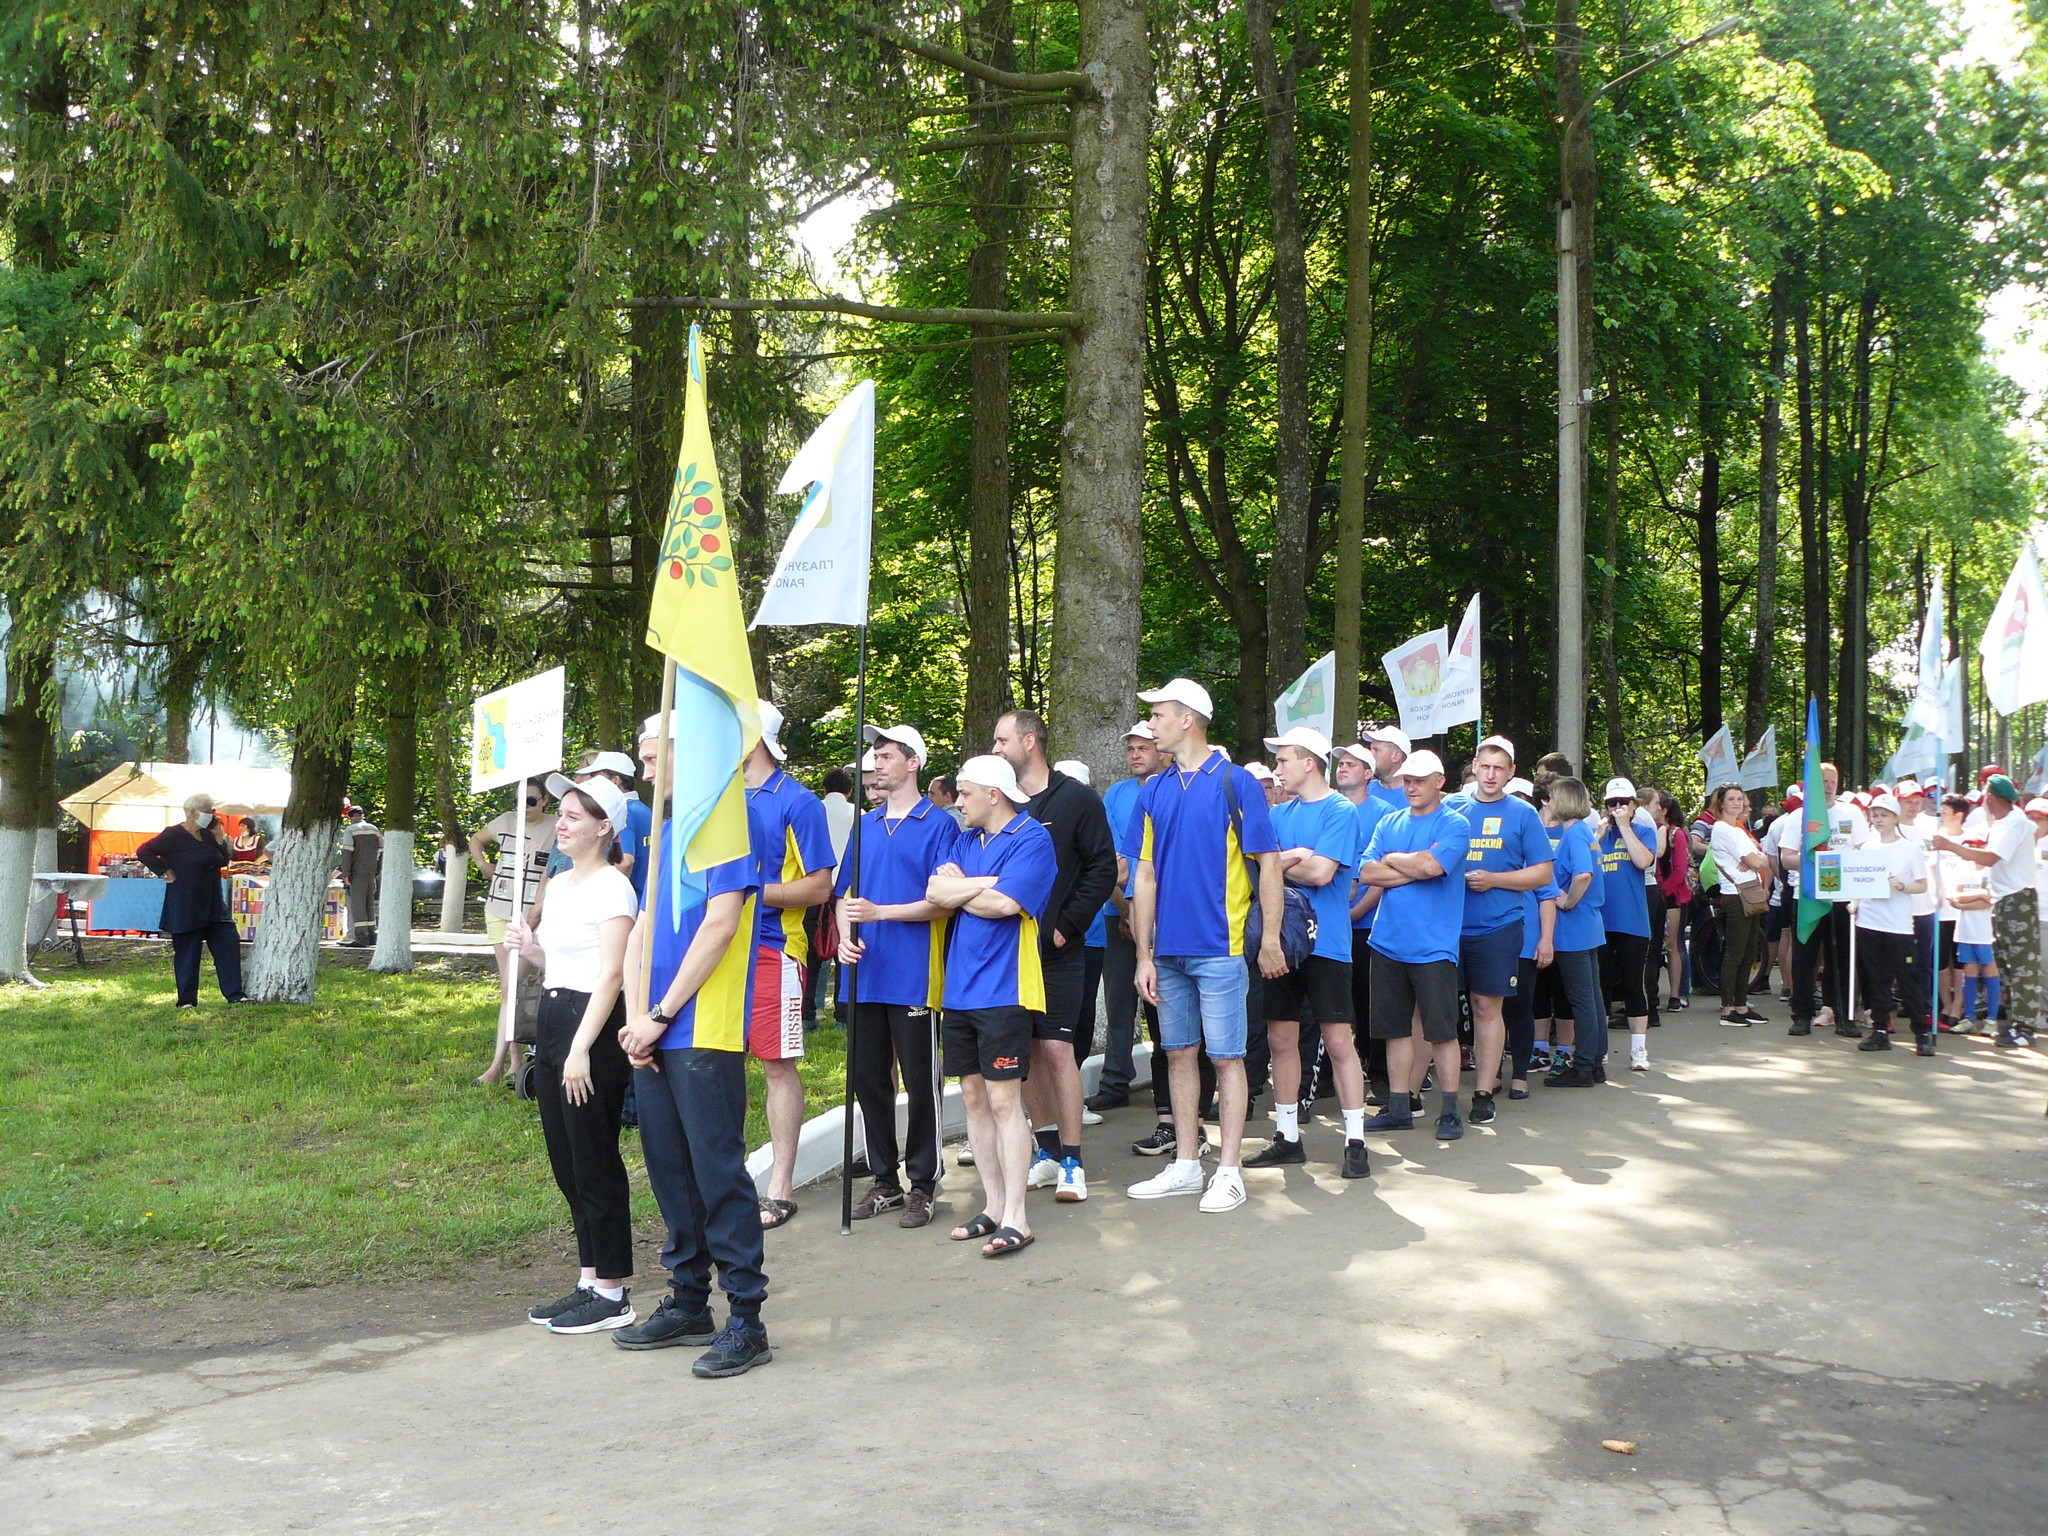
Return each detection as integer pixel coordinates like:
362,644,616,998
136,794,248,1008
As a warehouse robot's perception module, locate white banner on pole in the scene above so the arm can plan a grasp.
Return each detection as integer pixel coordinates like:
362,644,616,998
1699,724,1741,790
752,381,876,629
1381,627,1449,740
1979,532,2048,717
1431,595,1482,733
1274,651,1336,741
470,667,566,793
1738,726,1780,791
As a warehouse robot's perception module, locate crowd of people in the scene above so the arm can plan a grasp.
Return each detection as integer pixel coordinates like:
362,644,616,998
478,680,2048,1381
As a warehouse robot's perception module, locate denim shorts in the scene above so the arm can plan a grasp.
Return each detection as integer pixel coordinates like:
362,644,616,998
1155,953,1250,1059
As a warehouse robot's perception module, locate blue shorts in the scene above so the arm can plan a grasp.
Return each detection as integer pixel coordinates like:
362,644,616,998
1154,954,1250,1059
1459,919,1524,998
1956,942,1995,966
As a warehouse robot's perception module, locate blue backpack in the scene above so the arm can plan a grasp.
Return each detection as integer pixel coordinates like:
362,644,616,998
1220,765,1318,968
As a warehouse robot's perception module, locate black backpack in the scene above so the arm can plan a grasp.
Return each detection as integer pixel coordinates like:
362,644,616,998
1220,764,1318,968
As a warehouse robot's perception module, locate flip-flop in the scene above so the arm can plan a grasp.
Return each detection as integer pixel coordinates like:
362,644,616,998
981,1227,1034,1258
758,1198,798,1230
949,1212,1001,1243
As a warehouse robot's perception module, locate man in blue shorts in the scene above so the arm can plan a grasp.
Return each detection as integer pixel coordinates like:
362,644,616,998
1445,736,1554,1125
1122,678,1286,1214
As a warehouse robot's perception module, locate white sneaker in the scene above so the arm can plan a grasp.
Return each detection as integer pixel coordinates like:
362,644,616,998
1128,1160,1206,1199
1816,1006,1836,1028
956,1145,976,1167
1026,1150,1061,1189
1055,1158,1088,1202
1081,1107,1103,1126
1198,1167,1246,1214
1630,1043,1650,1072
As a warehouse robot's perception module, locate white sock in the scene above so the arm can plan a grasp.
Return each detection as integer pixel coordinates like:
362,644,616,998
1274,1102,1299,1139
1630,1037,1648,1058
1342,1106,1365,1140
1174,1157,1202,1176
594,1285,624,1302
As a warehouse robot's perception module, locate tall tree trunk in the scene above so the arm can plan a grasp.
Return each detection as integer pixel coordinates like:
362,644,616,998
1697,373,1725,738
372,660,418,973
1246,0,1313,704
1332,0,1372,746
246,721,351,1003
1552,0,1597,765
1815,222,1836,753
1745,270,1789,745
1794,258,1825,739
1601,375,1624,777
0,617,56,982
1054,0,1152,784
1834,283,1878,782
432,696,468,933
161,639,203,762
963,0,1018,750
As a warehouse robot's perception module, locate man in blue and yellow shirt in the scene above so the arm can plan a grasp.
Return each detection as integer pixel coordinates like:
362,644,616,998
925,754,1057,1257
616,719,769,1378
742,700,837,1229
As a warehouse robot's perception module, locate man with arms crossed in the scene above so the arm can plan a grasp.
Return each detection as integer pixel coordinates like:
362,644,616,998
1123,679,1287,1214
925,756,1059,1256
1243,728,1370,1178
1355,750,1474,1141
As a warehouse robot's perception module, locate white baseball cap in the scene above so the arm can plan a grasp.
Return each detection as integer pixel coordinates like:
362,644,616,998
1475,734,1516,762
1124,721,1157,742
639,712,675,742
1602,777,1638,803
1334,742,1375,767
1894,778,1927,800
1137,677,1214,718
1396,749,1447,780
545,772,632,831
859,748,878,773
862,722,928,764
1364,725,1412,756
1263,726,1333,759
1245,761,1278,783
2025,797,2048,817
576,750,639,781
1054,758,1092,785
1505,776,1535,798
1869,792,1903,817
755,700,788,762
957,753,1031,804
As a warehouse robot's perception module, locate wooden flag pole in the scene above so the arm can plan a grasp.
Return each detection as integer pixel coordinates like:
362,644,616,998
640,659,677,996
840,621,869,1235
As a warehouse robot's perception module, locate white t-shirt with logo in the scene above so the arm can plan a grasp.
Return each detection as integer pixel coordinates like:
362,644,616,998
1853,837,1923,937
535,864,639,993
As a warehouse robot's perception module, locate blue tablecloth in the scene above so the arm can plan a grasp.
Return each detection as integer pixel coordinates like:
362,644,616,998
86,877,168,933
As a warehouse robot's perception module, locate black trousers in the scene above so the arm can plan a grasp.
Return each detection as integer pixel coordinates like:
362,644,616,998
1644,890,1667,1024
847,1002,940,1195
170,921,244,1006
1076,944,1105,1061
1857,927,1926,1031
636,1047,768,1318
1502,955,1538,1080
1792,902,1850,1023
1349,940,1389,1089
1601,931,1651,1018
533,987,634,1279
1098,922,1156,1097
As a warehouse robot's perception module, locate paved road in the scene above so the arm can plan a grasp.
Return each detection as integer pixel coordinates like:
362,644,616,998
6,1006,2045,1535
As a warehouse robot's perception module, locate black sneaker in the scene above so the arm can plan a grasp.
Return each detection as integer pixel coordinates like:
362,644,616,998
1543,1059,1577,1086
1788,1020,1813,1036
693,1317,772,1378
1469,1090,1497,1125
1085,1089,1130,1113
1364,1103,1413,1132
1835,1020,1865,1039
547,1289,635,1334
1914,1030,1937,1057
613,1294,717,1350
1341,1140,1372,1179
1244,1135,1306,1168
1131,1123,1178,1156
1435,1109,1464,1141
527,1287,591,1326
1996,1025,2022,1048
1858,1029,1893,1052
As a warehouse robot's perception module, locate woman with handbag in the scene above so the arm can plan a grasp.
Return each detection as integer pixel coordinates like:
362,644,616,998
1708,785,1772,1026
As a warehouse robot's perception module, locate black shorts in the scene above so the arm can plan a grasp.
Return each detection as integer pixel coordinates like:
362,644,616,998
943,1008,1034,1081
1034,946,1087,1044
1458,920,1523,998
1263,954,1354,1025
1938,919,1956,972
1367,951,1462,1043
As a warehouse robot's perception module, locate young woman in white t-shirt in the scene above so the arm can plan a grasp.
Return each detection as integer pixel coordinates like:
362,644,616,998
1854,795,1930,1054
507,774,642,1335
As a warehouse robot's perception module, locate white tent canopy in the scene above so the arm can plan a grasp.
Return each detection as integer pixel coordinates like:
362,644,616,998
60,761,293,833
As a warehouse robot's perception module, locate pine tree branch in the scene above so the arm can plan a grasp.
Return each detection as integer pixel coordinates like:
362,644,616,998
620,296,1077,329
847,18,1094,94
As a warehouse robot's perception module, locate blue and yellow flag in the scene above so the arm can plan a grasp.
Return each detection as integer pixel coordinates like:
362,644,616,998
646,325,759,892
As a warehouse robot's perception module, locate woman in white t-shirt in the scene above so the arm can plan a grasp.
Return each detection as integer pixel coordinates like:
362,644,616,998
1854,794,1929,1054
507,773,642,1336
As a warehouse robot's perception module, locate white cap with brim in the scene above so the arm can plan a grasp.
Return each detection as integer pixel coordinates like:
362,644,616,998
545,772,632,831
1602,777,1638,802
862,722,928,764
1396,749,1447,780
1125,721,1157,741
1263,726,1333,759
1334,742,1374,767
578,750,639,781
1476,734,1516,761
1505,776,1535,798
957,753,1031,804
1245,762,1277,783
1054,759,1092,785
860,749,878,773
2026,797,2048,817
1869,792,1903,817
755,699,789,762
1364,725,1412,756
1137,677,1214,718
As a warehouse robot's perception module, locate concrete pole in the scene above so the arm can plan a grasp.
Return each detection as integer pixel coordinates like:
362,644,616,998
1555,200,1586,771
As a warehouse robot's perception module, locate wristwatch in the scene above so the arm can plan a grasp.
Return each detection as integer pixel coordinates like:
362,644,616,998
647,1006,672,1027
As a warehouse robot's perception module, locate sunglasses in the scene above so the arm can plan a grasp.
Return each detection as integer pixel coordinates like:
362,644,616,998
524,797,541,808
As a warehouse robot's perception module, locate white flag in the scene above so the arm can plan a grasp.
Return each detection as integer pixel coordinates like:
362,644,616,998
1978,533,2048,717
1431,596,1482,733
1381,627,1449,740
1274,651,1336,741
1738,726,1780,791
1699,724,1740,790
1940,657,1964,757
751,381,876,629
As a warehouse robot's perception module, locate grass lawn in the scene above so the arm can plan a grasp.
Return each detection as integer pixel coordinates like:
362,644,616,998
0,953,846,1304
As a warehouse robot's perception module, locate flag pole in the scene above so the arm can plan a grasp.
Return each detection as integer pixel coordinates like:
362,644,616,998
841,621,869,1235
641,659,677,993
499,777,530,1051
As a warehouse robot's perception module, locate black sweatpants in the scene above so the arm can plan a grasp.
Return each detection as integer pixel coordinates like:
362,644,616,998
1098,922,1157,1098
533,986,634,1280
1601,931,1651,1018
1857,927,1926,1032
636,1046,768,1319
170,921,244,1006
1076,944,1105,1062
1792,902,1850,1023
1502,955,1539,1081
847,1002,941,1195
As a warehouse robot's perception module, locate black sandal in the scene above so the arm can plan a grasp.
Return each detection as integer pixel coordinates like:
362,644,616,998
982,1226,1034,1258
758,1198,798,1229
950,1212,1001,1243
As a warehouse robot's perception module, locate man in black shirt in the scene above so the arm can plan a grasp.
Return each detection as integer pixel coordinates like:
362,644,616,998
992,709,1117,1203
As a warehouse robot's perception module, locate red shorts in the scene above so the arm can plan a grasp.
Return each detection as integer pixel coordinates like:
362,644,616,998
749,946,807,1061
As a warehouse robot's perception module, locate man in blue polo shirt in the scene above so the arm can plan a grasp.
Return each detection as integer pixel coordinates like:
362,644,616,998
742,700,837,1230
1123,678,1286,1215
835,723,954,1230
1336,736,1409,1102
1244,728,1370,1179
613,728,770,1378
924,755,1058,1257
1445,735,1555,1126
1356,749,1474,1142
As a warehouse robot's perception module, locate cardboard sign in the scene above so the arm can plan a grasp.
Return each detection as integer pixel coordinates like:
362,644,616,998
470,667,566,793
1814,849,1891,902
